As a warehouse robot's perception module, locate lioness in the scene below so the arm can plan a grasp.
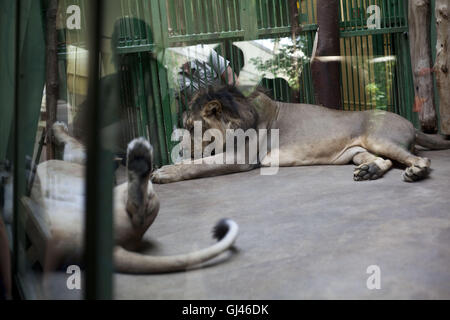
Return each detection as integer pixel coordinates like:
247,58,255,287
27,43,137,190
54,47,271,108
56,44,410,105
32,122,238,273
152,86,450,184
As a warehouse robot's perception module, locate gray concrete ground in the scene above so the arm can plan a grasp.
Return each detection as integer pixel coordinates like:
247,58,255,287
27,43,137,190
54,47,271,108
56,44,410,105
45,149,450,299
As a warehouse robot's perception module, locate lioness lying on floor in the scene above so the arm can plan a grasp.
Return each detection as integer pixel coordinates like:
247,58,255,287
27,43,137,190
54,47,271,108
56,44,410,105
33,122,238,273
152,86,450,184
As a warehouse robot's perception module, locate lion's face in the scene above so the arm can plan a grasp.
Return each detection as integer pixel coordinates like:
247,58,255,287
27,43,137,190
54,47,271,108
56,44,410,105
182,86,259,159
183,99,229,157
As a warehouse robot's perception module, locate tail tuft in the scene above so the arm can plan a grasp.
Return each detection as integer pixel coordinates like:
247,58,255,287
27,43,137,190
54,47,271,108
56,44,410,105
212,218,232,241
52,121,69,133
127,138,153,176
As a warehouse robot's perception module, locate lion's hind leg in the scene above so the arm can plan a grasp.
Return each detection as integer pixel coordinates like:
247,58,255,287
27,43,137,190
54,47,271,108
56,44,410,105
352,151,393,181
363,139,431,182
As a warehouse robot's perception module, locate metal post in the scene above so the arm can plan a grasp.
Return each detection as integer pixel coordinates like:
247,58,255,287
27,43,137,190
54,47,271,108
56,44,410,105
13,0,21,284
84,0,114,300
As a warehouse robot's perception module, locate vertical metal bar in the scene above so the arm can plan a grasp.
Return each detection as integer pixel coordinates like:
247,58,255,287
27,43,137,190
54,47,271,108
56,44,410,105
196,0,205,33
342,0,349,29
278,0,285,26
12,0,21,283
386,0,392,27
305,0,310,24
271,0,278,27
84,0,113,300
232,0,240,30
365,35,373,108
225,0,232,31
380,0,386,29
217,0,224,31
348,36,356,110
202,0,211,33
149,59,169,164
239,0,258,40
257,0,264,29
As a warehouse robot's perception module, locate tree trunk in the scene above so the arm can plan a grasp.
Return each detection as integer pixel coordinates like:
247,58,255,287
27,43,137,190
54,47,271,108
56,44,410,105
288,0,301,102
310,0,341,109
434,0,450,135
409,0,437,133
46,0,59,160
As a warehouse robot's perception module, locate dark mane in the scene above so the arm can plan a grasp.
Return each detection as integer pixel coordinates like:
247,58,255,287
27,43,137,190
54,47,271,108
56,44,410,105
189,85,249,118
188,85,260,130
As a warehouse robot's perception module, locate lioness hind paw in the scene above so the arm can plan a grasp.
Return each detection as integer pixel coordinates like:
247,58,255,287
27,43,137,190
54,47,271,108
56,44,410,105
127,138,153,177
353,162,383,181
402,165,429,182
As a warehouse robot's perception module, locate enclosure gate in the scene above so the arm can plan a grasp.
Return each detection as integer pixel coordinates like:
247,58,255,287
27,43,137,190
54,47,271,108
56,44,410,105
58,0,415,167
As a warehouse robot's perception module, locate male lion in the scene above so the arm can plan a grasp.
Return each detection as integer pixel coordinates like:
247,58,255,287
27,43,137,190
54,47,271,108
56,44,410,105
152,86,450,184
31,122,238,274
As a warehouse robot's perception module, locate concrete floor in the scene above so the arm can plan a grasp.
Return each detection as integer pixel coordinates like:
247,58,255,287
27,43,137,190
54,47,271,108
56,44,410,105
45,149,450,299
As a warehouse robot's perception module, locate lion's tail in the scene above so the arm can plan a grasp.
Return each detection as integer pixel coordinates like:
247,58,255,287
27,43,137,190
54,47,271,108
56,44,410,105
415,130,450,150
114,219,239,274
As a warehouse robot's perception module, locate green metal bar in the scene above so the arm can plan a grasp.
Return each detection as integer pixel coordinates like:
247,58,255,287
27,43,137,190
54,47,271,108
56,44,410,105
0,0,15,160
278,0,285,26
395,33,405,116
340,26,408,37
271,0,277,27
386,0,392,27
156,63,175,163
348,35,356,110
149,0,165,48
84,0,113,300
381,0,387,29
184,0,194,35
342,39,350,106
167,0,178,35
232,0,240,30
84,0,114,299
168,31,245,44
196,0,205,34
342,37,351,109
261,0,268,28
226,0,232,31
310,0,316,23
12,0,21,286
149,58,169,164
157,0,170,48
136,53,150,136
240,0,258,40
358,35,368,110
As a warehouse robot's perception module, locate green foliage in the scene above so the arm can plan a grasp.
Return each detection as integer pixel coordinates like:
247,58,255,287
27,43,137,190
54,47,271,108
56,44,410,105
249,36,309,91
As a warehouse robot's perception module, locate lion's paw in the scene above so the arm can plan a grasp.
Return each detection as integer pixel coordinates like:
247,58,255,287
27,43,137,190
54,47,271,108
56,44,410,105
402,164,430,182
127,137,153,177
353,162,383,181
151,164,183,184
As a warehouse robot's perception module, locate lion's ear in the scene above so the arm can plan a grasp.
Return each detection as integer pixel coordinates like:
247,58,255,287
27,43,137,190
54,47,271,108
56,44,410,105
202,100,222,117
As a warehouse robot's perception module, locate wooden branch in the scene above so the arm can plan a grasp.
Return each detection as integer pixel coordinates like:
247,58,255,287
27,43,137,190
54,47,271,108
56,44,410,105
310,0,341,109
409,0,437,133
45,0,59,160
434,0,450,135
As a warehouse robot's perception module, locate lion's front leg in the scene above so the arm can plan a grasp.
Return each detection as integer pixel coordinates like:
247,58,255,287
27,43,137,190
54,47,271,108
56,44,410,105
152,153,257,184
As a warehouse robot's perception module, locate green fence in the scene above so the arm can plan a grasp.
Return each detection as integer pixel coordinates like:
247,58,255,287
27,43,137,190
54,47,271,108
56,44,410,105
55,0,416,167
